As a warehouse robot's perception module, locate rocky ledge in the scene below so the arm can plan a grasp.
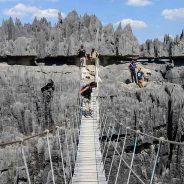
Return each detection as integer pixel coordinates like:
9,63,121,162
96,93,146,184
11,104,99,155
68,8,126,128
0,64,80,184
99,62,184,184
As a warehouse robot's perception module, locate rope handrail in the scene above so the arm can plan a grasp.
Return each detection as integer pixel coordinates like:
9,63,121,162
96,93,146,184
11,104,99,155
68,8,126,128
21,143,31,184
108,137,145,184
107,128,121,183
65,123,73,182
102,123,116,165
46,130,56,184
127,131,139,184
118,124,184,146
99,107,184,146
0,128,55,147
115,127,128,184
100,116,172,184
56,127,67,184
102,125,145,184
149,138,162,184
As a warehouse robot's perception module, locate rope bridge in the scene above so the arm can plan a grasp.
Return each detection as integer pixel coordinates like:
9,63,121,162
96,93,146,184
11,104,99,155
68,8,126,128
1,61,184,184
72,59,106,183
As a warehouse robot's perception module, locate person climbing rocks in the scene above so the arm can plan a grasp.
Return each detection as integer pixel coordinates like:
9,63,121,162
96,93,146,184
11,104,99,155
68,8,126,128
129,60,137,83
137,67,144,88
41,79,55,129
77,45,87,67
90,48,99,65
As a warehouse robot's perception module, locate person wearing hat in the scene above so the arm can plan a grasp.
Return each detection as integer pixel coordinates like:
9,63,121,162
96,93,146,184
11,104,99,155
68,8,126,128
77,45,87,67
137,67,144,88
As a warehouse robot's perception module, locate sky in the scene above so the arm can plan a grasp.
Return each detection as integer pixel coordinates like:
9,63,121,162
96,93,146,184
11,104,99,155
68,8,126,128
0,0,184,43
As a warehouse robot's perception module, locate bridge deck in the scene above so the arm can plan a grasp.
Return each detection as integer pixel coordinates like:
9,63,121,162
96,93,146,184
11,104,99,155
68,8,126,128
72,65,107,184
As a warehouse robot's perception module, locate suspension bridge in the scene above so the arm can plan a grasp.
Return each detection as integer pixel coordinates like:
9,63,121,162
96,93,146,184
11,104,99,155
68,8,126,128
1,60,184,184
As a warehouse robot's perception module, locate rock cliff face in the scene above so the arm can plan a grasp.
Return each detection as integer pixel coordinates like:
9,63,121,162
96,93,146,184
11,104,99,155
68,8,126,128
0,61,184,184
0,11,183,58
140,32,184,58
0,64,80,184
99,62,184,184
115,24,139,56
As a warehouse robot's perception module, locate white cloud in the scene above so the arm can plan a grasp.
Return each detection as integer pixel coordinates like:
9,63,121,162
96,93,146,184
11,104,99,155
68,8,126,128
4,3,65,19
162,8,184,20
34,9,59,19
127,0,152,6
115,19,147,29
5,3,37,17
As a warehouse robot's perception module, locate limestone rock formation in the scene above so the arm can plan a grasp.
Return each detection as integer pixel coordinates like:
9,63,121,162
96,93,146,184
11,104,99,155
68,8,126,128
115,24,140,56
100,24,115,55
0,11,141,58
171,30,184,56
140,31,184,58
99,62,184,184
0,11,184,58
0,65,80,183
140,39,155,57
140,34,173,58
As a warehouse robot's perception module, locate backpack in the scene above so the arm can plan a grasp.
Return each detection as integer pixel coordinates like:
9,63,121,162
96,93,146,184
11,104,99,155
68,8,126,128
137,71,144,80
80,85,92,97
89,82,97,88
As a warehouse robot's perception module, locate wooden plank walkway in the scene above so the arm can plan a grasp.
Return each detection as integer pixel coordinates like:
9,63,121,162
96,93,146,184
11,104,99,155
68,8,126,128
72,65,107,184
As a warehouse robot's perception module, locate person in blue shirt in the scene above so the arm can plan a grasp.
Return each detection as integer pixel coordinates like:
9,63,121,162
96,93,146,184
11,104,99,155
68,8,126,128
129,60,137,83
137,67,144,88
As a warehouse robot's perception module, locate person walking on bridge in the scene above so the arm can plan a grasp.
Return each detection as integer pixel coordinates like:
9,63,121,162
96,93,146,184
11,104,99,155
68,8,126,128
78,45,87,67
129,60,137,83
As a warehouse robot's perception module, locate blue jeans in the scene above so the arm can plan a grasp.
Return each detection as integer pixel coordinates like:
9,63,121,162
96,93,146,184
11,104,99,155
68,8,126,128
131,71,137,83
